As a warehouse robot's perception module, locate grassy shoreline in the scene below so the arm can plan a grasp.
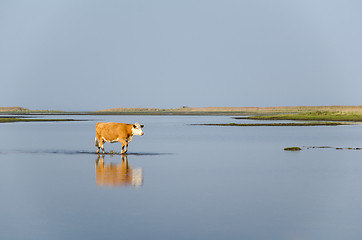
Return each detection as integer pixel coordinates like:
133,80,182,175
192,122,346,127
0,118,78,123
238,111,362,122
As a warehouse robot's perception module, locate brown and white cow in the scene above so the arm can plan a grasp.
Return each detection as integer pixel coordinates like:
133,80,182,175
95,122,144,154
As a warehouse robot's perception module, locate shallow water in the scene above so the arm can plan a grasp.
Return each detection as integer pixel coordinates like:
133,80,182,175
1,115,362,240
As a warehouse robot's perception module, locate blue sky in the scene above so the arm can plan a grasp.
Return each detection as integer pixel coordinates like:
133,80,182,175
1,0,361,111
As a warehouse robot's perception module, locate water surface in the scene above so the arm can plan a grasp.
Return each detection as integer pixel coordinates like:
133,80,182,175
1,115,362,239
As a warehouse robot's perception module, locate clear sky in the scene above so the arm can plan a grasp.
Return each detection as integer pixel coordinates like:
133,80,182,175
1,0,361,111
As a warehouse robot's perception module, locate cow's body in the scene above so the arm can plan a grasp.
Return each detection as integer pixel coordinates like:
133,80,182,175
95,122,144,154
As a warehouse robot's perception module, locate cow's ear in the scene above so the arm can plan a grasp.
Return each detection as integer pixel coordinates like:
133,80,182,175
141,125,144,128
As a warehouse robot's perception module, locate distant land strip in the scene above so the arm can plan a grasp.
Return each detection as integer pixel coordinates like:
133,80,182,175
97,106,362,114
2,106,362,116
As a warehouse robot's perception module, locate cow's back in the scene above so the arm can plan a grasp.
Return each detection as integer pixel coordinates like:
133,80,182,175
96,122,131,141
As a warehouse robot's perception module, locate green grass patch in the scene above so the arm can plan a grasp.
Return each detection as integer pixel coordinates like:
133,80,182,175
193,122,345,127
0,118,78,123
284,147,302,151
240,111,362,122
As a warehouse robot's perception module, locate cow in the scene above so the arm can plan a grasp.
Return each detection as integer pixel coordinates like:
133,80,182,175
95,122,144,154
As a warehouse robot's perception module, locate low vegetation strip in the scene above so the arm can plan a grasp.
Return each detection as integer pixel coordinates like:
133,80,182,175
284,147,302,151
238,111,362,122
284,146,362,151
0,118,78,123
192,122,345,127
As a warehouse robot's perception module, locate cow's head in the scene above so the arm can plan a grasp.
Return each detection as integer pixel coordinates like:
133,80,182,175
132,122,144,136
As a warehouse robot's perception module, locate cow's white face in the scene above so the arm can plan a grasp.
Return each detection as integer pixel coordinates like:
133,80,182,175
132,122,144,136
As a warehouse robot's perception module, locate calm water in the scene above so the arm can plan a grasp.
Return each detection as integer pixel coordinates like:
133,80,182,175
1,115,362,240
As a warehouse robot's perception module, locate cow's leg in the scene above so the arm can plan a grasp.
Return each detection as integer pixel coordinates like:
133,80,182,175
120,139,128,154
98,138,105,154
95,137,100,153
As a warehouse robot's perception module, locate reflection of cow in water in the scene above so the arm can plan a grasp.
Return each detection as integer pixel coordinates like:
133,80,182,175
95,154,143,187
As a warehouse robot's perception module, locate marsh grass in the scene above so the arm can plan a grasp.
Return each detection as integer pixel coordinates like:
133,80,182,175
284,147,302,151
193,122,345,127
290,146,362,151
240,111,362,122
0,118,78,123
